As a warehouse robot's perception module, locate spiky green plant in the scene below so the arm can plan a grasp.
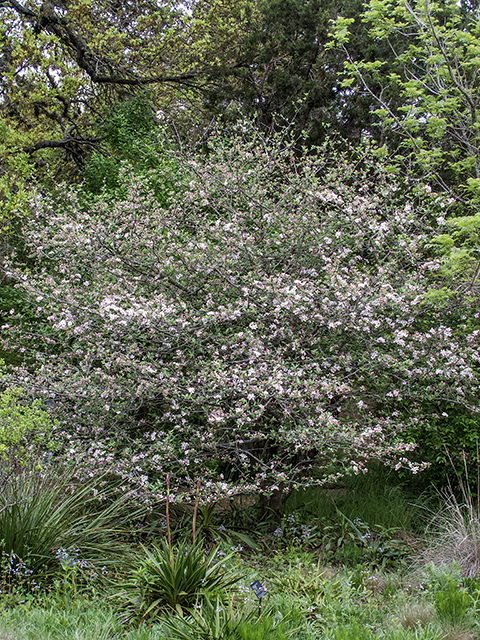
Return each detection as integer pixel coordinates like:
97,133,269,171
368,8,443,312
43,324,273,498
119,540,239,619
332,623,374,640
434,584,471,626
0,464,133,586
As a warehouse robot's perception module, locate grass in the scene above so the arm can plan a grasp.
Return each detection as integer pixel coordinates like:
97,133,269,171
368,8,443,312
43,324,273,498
0,557,472,640
0,600,167,640
399,602,436,630
283,468,420,531
2,467,480,640
420,484,480,579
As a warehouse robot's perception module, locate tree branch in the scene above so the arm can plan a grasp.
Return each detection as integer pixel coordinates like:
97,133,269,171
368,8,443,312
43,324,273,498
24,136,98,154
0,0,216,89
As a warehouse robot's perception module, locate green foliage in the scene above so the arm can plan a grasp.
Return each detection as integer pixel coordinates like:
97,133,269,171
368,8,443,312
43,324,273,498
405,408,480,489
173,502,260,551
212,0,395,146
0,159,33,227
82,95,157,194
423,561,472,626
422,562,463,593
330,0,480,194
238,609,303,640
0,0,246,186
432,211,480,295
100,95,158,156
80,95,180,210
320,512,364,564
0,598,160,640
119,540,238,620
268,557,331,602
340,471,416,530
331,622,373,640
210,498,266,539
0,494,452,640
0,385,53,463
271,511,319,550
162,595,306,640
319,511,410,568
434,583,470,625
0,467,131,588
280,471,418,567
81,153,123,196
162,594,255,640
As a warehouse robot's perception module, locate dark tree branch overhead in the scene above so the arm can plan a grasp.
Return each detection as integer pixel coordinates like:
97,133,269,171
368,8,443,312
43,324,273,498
0,0,251,170
0,0,213,88
24,136,98,154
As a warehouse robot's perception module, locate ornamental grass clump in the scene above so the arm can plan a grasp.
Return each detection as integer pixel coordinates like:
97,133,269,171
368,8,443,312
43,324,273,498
421,474,480,579
0,464,133,588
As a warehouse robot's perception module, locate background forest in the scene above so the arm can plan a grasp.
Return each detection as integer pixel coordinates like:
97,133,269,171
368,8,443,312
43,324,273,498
1,1,480,639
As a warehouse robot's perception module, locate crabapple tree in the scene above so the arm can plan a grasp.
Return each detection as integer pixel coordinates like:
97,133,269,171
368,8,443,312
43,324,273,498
4,128,480,503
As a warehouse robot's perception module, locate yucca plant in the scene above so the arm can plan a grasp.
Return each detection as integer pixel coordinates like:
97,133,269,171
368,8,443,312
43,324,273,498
119,539,239,620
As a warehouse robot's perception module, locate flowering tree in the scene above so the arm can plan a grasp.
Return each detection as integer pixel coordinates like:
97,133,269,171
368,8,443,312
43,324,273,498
4,129,480,503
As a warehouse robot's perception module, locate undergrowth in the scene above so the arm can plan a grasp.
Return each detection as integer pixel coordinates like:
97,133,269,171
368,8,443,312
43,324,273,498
2,467,480,640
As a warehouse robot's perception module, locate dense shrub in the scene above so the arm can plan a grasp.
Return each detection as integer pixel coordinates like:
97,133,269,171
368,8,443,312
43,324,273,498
4,126,480,501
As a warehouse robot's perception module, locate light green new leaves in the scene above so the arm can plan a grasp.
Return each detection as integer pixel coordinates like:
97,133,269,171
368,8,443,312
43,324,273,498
432,212,480,291
330,0,480,182
327,16,354,46
0,381,53,462
330,0,480,291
